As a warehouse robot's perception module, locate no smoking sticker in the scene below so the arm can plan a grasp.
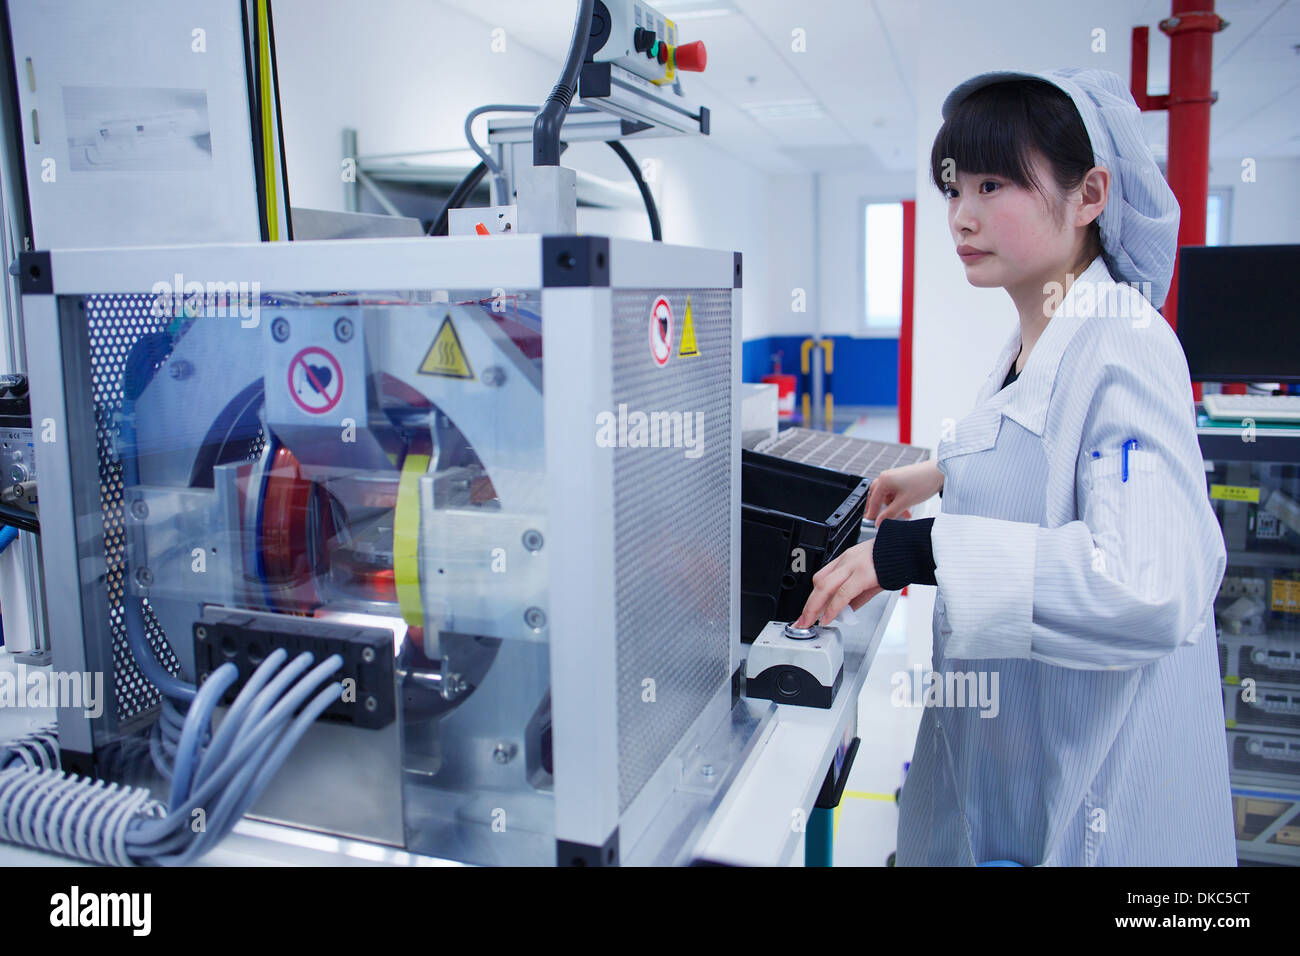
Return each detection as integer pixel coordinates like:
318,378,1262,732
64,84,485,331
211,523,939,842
288,346,343,415
649,295,673,366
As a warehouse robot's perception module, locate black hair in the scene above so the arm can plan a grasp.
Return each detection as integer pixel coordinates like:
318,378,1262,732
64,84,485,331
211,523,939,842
930,79,1101,247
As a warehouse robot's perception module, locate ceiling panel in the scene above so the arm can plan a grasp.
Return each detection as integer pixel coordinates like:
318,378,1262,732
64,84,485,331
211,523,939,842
434,0,1300,173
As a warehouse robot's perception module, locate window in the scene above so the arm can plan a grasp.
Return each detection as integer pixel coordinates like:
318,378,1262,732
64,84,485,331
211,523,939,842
1206,188,1231,246
864,201,902,330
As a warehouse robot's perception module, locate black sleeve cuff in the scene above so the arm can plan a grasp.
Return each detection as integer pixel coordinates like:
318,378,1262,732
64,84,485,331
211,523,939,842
873,517,937,590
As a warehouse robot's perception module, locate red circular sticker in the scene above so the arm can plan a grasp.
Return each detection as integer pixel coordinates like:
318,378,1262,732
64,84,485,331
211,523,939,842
287,346,344,415
649,296,673,367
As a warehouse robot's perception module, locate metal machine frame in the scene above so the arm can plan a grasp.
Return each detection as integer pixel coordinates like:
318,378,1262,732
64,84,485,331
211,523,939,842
20,234,765,865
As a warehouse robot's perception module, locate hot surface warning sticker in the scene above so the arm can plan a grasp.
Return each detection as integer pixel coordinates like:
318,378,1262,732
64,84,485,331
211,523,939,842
287,346,344,415
419,314,475,379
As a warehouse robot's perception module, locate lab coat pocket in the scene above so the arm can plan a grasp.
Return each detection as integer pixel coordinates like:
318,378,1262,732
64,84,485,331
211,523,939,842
1082,447,1160,586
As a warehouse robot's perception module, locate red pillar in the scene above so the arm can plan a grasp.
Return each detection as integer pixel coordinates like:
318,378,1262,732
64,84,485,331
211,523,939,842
1163,0,1222,332
1131,2,1227,398
899,199,915,444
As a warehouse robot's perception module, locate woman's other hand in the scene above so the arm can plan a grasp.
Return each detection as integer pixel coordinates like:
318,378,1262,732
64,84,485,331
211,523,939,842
865,460,944,522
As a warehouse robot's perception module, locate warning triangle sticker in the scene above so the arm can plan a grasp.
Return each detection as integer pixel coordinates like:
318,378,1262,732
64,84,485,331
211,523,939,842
419,314,475,379
678,295,700,357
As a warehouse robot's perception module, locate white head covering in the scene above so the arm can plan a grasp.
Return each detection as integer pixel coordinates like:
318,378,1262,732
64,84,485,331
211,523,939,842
941,68,1180,309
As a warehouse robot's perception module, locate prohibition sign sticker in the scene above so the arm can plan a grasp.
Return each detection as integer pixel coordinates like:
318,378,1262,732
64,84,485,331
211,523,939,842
649,295,673,366
287,346,344,415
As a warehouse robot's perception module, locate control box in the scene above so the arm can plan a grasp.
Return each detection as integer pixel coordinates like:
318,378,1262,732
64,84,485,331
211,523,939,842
589,0,707,87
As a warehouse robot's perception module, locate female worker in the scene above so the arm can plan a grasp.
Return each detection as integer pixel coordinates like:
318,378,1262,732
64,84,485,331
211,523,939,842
794,69,1235,866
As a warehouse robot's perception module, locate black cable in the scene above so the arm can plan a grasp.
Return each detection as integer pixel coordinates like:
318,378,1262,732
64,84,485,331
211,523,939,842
0,507,38,535
606,140,661,241
427,162,488,237
533,0,595,167
266,0,294,240
240,2,270,242
429,141,573,237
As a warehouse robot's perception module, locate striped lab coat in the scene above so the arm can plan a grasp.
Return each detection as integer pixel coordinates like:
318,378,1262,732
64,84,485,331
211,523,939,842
897,255,1236,866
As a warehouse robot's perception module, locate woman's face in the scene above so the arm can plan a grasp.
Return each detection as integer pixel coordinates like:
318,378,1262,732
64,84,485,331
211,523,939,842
942,150,1079,291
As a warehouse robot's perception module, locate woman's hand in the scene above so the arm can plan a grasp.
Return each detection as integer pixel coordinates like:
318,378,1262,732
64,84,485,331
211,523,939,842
793,538,883,628
865,460,944,522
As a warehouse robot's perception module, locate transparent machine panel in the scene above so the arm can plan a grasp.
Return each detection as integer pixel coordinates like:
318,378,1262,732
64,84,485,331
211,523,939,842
59,285,553,865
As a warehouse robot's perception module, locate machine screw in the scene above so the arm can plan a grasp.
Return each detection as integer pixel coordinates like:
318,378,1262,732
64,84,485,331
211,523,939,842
168,359,194,381
195,626,208,641
442,673,466,700
134,567,153,587
364,696,378,712
271,316,290,342
493,742,517,764
130,499,149,520
334,316,354,343
701,764,715,778
361,646,375,663
524,607,546,630
522,529,544,552
482,365,506,387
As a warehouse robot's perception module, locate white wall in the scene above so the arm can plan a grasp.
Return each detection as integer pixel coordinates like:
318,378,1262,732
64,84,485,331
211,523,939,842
270,0,776,337
758,174,815,338
1211,156,1300,246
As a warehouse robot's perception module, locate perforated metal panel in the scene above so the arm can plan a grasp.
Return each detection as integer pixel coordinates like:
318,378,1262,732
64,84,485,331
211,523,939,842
83,294,185,724
754,427,929,480
611,288,733,813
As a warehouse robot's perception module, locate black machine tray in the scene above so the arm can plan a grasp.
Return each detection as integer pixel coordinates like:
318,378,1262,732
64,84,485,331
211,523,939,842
740,448,871,643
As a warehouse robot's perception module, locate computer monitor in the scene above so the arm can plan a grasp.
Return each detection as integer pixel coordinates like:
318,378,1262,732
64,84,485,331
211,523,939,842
1176,244,1300,384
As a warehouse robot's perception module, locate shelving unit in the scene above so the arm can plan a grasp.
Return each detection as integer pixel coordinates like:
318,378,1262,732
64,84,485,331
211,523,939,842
1200,421,1300,864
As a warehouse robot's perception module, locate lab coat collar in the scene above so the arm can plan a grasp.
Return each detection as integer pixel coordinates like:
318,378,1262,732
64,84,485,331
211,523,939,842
979,256,1114,437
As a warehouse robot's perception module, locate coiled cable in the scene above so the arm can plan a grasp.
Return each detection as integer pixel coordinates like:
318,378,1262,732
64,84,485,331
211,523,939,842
0,648,342,865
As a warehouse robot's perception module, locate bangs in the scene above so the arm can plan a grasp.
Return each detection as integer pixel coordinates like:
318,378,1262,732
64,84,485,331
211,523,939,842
929,80,1063,194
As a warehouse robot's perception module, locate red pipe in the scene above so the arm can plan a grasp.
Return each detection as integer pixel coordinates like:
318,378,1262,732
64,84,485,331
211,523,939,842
899,199,915,445
1130,2,1227,398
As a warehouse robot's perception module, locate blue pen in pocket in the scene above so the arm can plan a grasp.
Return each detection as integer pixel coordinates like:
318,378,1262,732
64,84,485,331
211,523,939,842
1121,438,1138,481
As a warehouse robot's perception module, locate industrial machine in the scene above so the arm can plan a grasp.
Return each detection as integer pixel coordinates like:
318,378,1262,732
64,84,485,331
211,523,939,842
0,0,782,868
16,233,757,865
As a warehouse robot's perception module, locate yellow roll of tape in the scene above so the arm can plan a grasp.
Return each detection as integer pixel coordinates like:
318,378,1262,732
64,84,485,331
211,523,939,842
395,452,430,630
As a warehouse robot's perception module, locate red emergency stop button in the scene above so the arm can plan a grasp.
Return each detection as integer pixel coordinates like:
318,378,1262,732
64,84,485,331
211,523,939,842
674,40,707,72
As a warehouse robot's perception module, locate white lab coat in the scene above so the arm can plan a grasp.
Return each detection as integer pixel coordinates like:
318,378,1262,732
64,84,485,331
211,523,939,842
897,255,1236,865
